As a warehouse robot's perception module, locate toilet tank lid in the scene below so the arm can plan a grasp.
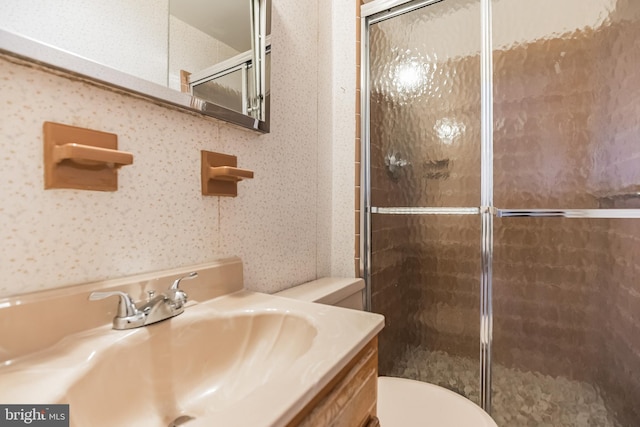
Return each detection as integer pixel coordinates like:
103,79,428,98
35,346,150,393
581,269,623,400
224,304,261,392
275,277,365,306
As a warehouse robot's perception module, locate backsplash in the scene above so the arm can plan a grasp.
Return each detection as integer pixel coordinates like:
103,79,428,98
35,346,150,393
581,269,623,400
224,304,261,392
0,0,356,297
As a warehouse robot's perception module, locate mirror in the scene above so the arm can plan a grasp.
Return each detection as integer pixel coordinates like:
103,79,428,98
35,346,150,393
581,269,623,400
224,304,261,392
0,0,271,132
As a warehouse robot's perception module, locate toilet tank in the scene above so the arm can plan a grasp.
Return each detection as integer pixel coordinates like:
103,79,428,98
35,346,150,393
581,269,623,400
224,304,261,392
274,278,365,310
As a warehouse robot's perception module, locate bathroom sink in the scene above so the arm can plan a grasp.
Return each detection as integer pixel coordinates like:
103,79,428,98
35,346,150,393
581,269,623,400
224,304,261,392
0,290,383,427
64,310,317,426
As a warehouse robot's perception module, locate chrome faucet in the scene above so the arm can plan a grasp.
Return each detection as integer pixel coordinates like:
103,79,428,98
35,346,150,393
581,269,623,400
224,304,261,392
89,272,198,330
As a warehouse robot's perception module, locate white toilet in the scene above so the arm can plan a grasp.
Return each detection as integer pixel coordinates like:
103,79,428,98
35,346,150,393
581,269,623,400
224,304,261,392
275,278,498,427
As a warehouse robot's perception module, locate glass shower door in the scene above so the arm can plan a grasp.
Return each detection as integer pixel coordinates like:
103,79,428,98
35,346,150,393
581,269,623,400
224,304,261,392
367,0,483,404
492,0,640,425
365,0,640,425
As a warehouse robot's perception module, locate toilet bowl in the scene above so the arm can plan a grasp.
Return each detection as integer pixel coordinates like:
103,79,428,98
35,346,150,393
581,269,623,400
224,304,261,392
377,376,497,426
275,278,498,427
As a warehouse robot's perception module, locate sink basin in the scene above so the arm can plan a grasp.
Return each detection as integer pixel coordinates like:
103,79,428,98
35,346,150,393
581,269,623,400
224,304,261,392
65,311,317,426
0,290,383,426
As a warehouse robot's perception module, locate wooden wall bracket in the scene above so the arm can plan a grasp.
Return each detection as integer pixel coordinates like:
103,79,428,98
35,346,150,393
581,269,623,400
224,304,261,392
201,150,254,197
43,122,133,191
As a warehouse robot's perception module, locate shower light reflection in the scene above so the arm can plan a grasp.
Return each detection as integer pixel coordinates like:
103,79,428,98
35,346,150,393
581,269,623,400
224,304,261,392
434,118,465,145
394,60,426,93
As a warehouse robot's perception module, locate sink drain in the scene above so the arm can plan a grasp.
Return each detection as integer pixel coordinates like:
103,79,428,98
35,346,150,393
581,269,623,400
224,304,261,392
168,415,195,427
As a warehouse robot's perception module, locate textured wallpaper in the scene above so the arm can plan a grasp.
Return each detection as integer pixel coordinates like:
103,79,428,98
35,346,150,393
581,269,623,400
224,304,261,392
0,0,355,297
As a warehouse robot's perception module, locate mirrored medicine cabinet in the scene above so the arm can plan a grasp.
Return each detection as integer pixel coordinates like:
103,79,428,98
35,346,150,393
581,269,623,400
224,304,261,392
0,0,271,132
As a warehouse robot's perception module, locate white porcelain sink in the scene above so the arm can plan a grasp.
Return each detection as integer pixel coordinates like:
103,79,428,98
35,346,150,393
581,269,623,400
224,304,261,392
0,290,383,427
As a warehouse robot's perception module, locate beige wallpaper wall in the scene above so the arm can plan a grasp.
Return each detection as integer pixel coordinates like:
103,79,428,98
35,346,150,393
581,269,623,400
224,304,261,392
0,0,356,297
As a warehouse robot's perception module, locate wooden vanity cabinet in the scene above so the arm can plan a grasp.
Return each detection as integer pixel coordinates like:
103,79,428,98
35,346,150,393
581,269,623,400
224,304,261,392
287,337,379,427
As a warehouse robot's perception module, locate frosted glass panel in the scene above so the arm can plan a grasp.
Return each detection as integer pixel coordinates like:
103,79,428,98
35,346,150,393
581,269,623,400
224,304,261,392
493,0,640,209
369,0,481,208
493,217,640,426
370,214,481,404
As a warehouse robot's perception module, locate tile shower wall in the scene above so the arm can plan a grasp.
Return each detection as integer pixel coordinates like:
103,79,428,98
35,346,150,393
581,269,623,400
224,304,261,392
0,0,356,297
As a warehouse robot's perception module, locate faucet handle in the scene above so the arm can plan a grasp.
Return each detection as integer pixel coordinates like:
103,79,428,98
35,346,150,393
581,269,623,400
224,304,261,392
89,291,139,318
168,272,196,308
170,272,198,290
